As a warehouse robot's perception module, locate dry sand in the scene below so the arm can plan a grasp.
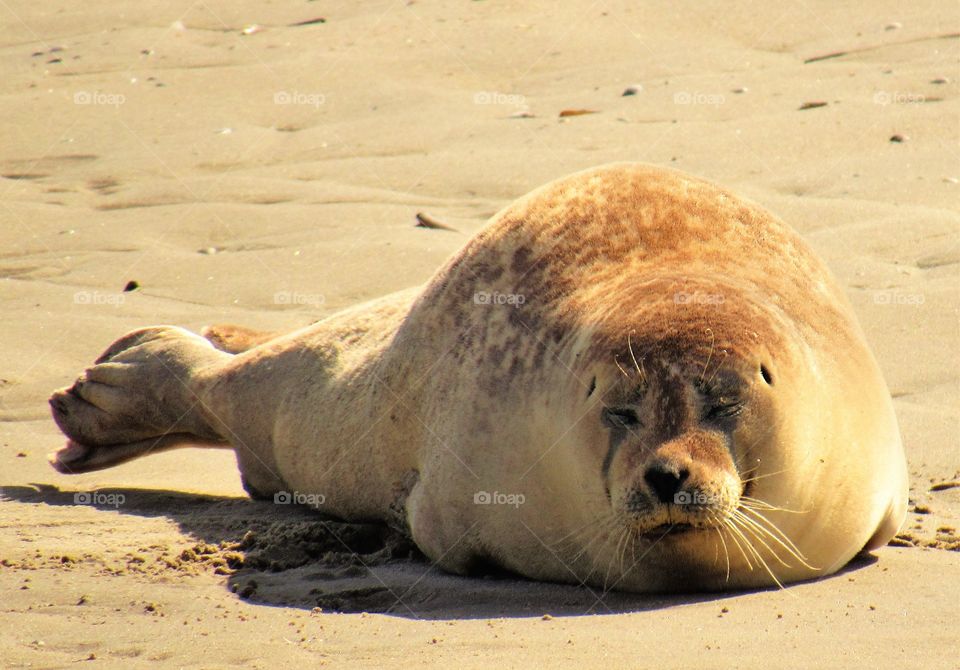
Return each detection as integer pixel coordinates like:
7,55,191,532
1,1,958,668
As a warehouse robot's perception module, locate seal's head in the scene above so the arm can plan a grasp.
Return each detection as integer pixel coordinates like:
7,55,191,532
548,274,905,592
558,283,795,591
600,351,758,541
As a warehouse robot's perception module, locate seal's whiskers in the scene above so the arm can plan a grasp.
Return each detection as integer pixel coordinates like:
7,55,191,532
710,511,732,582
738,506,817,570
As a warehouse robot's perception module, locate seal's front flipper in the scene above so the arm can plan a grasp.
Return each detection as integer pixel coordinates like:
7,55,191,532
201,324,280,354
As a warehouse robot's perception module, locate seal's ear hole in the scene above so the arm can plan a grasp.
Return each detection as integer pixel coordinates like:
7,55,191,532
586,376,597,398
760,364,773,385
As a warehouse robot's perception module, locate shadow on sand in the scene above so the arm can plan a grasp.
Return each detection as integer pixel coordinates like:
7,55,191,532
1,483,877,619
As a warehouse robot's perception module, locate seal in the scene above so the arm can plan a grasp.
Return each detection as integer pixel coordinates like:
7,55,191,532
48,163,908,592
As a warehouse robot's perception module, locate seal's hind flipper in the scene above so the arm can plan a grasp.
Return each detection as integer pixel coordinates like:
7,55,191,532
49,435,225,474
201,324,280,354
48,326,228,474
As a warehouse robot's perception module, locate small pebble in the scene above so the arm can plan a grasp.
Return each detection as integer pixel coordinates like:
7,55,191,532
541,614,554,620
415,212,457,231
621,85,642,96
931,77,949,85
884,22,901,30
889,134,907,143
123,280,139,292
732,87,748,94
559,109,599,117
242,24,263,35
289,17,327,27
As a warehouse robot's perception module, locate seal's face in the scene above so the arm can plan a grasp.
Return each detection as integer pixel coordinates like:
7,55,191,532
572,343,803,589
600,356,758,536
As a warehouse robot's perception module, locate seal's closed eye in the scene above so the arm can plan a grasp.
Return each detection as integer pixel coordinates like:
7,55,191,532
602,406,642,429
704,400,743,421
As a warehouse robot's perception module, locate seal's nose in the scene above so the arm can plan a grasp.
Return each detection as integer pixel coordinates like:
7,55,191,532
644,464,689,503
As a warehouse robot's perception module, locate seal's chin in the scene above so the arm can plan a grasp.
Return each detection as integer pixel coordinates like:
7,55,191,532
628,506,732,539
641,522,698,537
633,519,724,541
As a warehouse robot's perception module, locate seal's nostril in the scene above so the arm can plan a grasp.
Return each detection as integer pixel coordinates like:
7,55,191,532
644,464,688,503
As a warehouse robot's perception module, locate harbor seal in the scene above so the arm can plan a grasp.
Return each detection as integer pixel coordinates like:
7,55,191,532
48,163,908,592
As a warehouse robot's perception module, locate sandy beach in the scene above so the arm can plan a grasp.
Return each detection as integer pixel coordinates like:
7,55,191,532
1,1,958,668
